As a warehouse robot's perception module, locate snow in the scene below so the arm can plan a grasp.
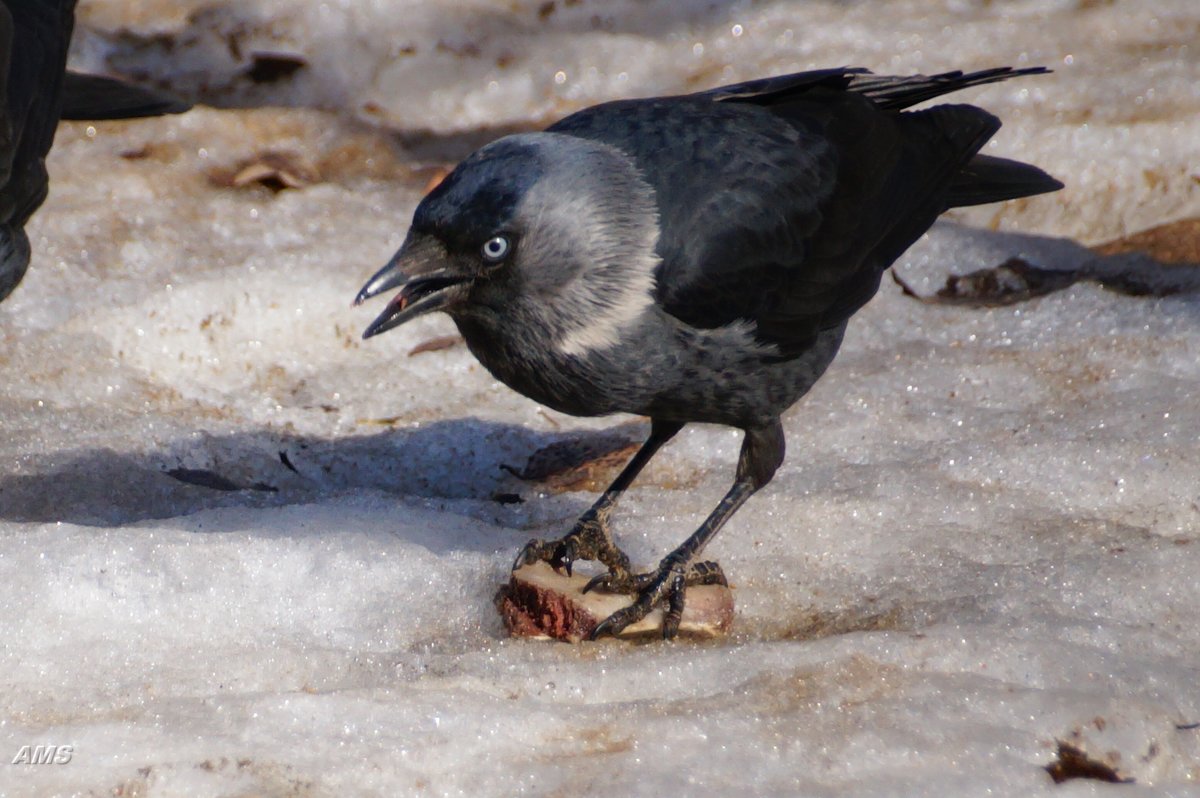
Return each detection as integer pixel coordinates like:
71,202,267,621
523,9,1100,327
3,0,1200,794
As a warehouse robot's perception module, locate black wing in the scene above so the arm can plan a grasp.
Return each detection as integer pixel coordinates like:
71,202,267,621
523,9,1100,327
551,93,837,347
0,1,76,302
0,0,194,303
551,67,1060,357
0,0,74,213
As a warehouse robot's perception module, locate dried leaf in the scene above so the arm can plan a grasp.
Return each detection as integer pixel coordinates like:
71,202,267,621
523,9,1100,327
245,52,307,84
211,150,321,192
501,431,641,493
166,468,277,493
1091,217,1200,264
1044,741,1133,784
408,334,463,356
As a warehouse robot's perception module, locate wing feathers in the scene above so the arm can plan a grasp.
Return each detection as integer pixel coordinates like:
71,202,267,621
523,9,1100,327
553,66,1061,357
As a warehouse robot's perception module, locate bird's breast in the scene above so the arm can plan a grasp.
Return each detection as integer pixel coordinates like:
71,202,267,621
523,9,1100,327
453,314,640,417
454,308,847,427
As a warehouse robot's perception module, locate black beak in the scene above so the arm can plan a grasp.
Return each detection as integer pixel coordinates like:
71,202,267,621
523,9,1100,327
355,234,471,339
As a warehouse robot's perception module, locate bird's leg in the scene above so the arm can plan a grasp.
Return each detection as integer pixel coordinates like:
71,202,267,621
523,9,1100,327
513,420,684,577
589,420,785,640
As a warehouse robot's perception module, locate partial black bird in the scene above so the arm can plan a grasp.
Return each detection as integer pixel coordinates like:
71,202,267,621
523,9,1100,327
356,66,1063,639
0,0,190,304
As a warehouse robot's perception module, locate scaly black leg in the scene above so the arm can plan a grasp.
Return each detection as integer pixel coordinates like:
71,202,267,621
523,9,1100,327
589,419,785,640
582,558,729,599
513,420,684,576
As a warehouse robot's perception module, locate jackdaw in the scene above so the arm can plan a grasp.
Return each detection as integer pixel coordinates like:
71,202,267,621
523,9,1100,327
0,0,190,304
356,66,1063,639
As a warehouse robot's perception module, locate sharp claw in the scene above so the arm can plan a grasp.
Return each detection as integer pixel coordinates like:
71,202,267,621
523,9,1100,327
581,573,606,594
512,539,539,571
588,612,626,640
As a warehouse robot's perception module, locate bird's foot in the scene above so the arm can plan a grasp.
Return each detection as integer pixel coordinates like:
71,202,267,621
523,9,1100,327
512,514,631,577
587,559,727,640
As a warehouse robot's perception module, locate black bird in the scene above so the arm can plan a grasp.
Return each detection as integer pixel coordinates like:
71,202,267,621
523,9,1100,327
356,66,1063,639
0,0,190,304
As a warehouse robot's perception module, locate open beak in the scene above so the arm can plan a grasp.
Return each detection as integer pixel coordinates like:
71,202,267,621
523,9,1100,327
355,234,471,339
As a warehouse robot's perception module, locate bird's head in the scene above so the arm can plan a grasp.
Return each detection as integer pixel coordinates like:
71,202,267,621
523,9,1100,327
355,133,659,353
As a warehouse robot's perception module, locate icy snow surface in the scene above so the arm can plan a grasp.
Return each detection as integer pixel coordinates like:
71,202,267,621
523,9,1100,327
3,0,1200,795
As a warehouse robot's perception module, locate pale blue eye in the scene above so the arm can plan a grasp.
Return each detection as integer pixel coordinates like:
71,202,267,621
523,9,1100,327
481,235,510,262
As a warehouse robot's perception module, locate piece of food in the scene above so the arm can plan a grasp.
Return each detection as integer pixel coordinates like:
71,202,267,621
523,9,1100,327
497,561,734,642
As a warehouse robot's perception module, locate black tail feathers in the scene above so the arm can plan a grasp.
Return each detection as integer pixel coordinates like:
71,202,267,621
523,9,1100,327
947,153,1064,208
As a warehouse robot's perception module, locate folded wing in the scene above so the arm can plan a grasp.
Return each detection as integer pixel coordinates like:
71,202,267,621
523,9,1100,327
551,67,1062,358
